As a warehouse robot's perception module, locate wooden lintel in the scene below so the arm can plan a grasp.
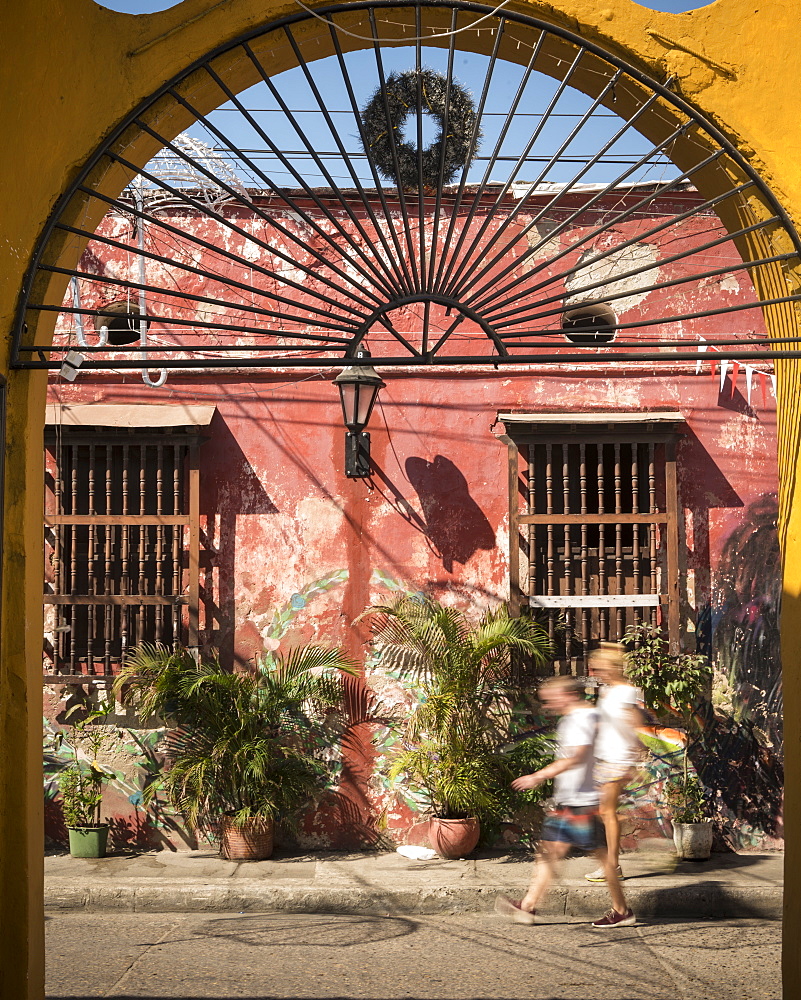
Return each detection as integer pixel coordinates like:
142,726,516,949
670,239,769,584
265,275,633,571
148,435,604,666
45,515,190,526
519,513,668,525
44,595,188,606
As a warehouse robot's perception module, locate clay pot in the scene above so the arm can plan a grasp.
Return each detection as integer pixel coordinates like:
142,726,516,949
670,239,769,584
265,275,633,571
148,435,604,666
429,816,480,859
673,820,713,860
219,816,274,861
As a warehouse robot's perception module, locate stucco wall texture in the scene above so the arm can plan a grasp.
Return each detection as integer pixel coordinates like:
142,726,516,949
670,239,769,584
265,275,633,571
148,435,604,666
43,190,782,853
5,2,801,996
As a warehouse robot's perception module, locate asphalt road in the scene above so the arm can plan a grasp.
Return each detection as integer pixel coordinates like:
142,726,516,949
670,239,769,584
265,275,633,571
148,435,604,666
45,911,780,1000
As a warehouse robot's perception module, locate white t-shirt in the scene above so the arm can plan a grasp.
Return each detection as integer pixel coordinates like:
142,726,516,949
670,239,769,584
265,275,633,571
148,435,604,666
595,683,643,766
553,705,599,807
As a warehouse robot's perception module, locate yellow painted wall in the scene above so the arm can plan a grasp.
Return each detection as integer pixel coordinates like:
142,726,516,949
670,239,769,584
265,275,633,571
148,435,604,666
1,1,800,996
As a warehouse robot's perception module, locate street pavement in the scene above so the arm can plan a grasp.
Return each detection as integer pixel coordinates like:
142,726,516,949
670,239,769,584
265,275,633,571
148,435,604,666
44,847,784,920
45,911,780,999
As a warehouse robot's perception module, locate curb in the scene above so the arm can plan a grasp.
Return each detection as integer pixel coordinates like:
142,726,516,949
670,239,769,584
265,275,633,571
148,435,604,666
44,879,783,919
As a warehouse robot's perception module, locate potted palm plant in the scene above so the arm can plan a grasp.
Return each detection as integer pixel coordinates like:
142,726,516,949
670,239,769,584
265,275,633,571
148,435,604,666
623,623,713,860
363,597,553,858
114,642,360,860
56,705,119,858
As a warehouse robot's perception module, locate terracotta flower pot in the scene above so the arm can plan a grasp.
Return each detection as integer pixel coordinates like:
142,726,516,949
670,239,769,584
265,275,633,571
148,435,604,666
673,820,713,860
219,816,274,861
429,816,480,858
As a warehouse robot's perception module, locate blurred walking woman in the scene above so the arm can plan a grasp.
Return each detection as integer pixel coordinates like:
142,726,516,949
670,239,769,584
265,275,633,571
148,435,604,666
584,642,644,883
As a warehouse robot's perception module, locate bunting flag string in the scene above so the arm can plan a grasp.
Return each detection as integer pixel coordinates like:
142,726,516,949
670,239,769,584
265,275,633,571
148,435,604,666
695,336,775,408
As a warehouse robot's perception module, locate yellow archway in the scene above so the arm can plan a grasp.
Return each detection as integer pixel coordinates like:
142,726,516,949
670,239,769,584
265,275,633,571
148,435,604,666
2,2,800,995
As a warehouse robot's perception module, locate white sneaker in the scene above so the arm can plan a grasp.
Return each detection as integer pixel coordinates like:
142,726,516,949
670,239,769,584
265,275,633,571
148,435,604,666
584,865,624,882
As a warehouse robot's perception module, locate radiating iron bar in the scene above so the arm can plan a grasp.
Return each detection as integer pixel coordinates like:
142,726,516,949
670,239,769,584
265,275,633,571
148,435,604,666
431,16,507,292
439,25,572,295
16,347,801,370
110,151,385,313
129,117,387,313
426,6,460,295
439,23,543,280
83,175,377,320
14,0,801,368
415,5,426,290
465,120,702,310
40,264,354,338
369,6,420,290
220,47,401,300
325,17,416,295
100,165,376,327
25,331,792,355
486,248,796,330
495,218,781,331
243,37,402,297
446,59,625,298
455,83,665,302
31,299,355,343
50,221,361,331
478,172,752,318
365,314,423,357
421,299,431,357
27,341,352,355
480,183,762,321
498,287,796,336
353,292,509,356
425,311,467,357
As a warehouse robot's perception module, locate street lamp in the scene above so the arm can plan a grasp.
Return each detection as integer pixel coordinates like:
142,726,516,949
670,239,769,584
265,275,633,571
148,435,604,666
333,350,386,478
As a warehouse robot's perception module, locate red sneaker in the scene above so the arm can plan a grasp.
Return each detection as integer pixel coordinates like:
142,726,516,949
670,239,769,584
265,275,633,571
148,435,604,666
494,895,538,925
591,908,636,928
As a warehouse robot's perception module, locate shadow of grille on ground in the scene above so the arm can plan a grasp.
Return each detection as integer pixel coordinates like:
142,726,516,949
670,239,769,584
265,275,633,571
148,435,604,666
44,912,780,1000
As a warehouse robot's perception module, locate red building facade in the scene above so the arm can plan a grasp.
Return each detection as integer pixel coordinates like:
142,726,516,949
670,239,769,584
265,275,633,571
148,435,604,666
43,184,783,851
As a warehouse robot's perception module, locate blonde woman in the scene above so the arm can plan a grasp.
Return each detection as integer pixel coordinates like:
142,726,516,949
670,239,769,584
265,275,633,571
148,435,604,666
584,641,645,883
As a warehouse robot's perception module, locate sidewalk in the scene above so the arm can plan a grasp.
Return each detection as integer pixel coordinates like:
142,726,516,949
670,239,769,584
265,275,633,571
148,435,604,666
44,848,783,920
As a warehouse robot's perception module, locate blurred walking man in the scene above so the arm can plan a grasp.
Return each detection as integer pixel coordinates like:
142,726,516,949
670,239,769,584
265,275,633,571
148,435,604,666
495,675,635,928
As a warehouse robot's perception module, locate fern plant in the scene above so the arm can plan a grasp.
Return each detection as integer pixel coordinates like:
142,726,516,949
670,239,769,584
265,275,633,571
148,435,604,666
114,643,362,833
363,597,554,821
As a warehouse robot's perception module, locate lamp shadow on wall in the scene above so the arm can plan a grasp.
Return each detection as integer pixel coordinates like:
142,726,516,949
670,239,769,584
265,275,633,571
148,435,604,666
403,455,496,573
200,414,278,668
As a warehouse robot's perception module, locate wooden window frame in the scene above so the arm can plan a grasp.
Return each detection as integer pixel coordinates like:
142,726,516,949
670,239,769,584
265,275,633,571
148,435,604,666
502,416,683,663
42,427,203,684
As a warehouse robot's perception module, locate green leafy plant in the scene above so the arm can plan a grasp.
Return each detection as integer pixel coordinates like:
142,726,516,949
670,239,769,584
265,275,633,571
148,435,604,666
623,622,712,824
113,642,365,833
664,771,706,823
55,705,118,828
362,597,554,822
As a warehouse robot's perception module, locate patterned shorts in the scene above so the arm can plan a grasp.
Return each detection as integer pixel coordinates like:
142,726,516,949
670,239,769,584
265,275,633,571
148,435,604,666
540,805,603,851
594,761,636,786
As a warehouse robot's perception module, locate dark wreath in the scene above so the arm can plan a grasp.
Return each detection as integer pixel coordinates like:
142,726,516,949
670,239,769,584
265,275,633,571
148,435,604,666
360,69,481,189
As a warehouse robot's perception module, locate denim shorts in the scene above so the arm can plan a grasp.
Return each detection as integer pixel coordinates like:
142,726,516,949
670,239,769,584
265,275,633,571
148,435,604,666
540,805,603,851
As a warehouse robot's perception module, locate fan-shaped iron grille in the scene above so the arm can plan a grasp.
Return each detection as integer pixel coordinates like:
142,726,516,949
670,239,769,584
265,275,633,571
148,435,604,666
13,1,801,377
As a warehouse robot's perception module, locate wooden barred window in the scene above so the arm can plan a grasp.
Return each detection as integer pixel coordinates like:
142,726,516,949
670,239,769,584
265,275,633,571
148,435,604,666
504,413,683,675
43,407,210,682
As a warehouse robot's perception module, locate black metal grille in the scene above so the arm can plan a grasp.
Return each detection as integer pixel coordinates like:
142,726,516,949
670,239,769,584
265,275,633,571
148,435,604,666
13,1,801,376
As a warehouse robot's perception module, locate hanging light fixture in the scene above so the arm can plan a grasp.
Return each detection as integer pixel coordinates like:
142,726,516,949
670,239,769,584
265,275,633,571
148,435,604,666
333,350,386,478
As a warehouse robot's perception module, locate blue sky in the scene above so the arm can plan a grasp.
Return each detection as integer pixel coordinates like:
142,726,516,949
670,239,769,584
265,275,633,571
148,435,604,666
101,1,708,13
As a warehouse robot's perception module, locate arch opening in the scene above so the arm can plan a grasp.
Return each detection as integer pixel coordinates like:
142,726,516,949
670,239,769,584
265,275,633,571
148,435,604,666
13,1,801,377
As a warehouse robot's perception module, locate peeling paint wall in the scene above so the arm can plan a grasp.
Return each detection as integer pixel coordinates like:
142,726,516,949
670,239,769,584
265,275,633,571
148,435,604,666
44,189,782,851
